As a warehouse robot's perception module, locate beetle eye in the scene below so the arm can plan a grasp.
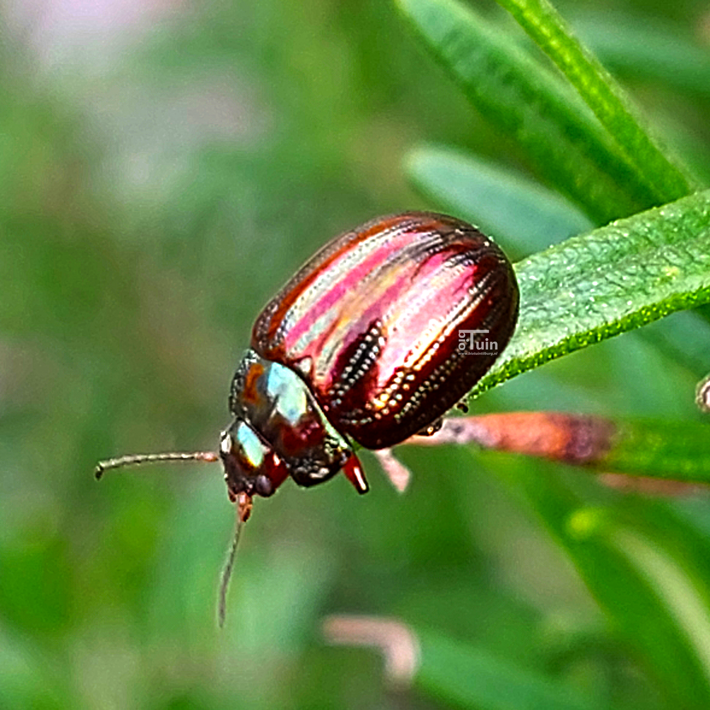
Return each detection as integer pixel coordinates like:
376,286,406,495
255,474,274,497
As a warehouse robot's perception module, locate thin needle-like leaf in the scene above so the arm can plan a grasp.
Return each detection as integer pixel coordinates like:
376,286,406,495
493,0,694,203
396,0,659,222
416,631,614,710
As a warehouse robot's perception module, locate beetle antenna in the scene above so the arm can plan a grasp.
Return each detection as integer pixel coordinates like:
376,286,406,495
218,493,253,628
95,451,220,480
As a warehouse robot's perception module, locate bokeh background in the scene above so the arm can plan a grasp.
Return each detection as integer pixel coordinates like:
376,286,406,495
2,0,710,707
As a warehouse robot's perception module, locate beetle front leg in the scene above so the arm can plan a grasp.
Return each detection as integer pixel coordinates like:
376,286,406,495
343,454,369,494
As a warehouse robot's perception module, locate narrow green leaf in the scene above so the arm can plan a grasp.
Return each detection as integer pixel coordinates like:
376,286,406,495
490,458,710,709
606,418,710,483
609,527,710,676
470,189,710,398
493,0,693,203
395,0,657,223
407,145,593,255
416,631,610,710
574,12,710,101
406,413,710,485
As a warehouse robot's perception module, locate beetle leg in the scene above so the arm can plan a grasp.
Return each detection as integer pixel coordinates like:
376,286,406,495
343,454,369,494
264,451,290,493
237,492,253,523
373,448,410,493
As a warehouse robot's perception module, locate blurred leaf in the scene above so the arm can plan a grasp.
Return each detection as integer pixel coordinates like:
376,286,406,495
407,145,593,256
491,457,710,709
0,536,74,636
492,0,693,203
637,308,710,381
608,525,710,675
395,0,659,223
471,189,710,398
657,120,710,189
573,12,710,101
0,628,68,710
416,630,612,710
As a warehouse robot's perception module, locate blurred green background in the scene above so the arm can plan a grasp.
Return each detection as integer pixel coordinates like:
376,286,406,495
2,0,710,707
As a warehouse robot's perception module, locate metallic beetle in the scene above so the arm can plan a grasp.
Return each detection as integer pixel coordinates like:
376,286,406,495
219,211,519,501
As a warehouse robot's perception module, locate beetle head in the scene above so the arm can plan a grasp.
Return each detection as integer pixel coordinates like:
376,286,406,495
219,418,289,500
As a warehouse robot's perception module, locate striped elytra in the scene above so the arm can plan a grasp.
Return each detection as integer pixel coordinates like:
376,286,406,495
252,211,519,451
